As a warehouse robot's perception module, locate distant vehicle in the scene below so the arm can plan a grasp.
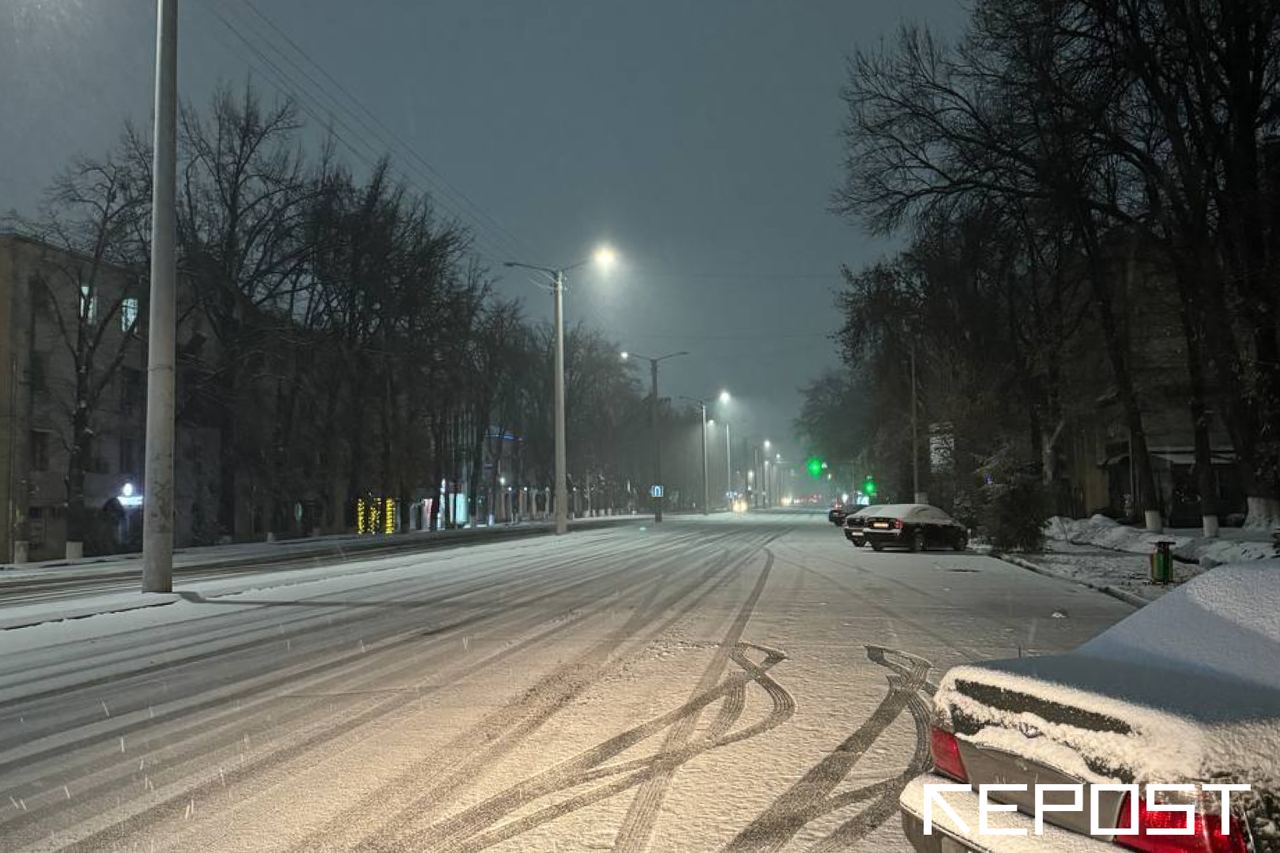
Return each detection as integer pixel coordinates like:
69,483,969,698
842,504,883,547
828,502,849,525
900,562,1278,853
860,503,967,552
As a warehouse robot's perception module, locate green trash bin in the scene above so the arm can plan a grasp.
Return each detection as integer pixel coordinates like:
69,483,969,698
1150,540,1174,585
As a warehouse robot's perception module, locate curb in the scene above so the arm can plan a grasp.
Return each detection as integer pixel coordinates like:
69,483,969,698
993,553,1151,609
1,516,643,577
0,595,180,631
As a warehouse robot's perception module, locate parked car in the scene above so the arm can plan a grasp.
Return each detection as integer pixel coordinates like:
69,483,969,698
842,504,883,546
900,562,1279,853
828,502,849,526
861,503,968,551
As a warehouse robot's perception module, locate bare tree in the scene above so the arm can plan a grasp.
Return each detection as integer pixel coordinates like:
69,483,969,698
25,146,147,556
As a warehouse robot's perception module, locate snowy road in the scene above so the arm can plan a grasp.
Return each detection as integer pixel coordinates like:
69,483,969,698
0,513,1133,852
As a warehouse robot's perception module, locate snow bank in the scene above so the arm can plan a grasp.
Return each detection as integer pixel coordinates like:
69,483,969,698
1046,514,1277,565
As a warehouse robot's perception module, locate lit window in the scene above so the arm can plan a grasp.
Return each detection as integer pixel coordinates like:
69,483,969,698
121,297,139,332
80,285,98,324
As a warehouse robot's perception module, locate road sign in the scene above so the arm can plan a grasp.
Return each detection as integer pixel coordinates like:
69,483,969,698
650,485,664,498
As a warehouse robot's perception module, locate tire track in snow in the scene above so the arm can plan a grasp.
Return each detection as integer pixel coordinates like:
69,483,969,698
0,534,635,781
2,542,647,846
612,544,777,853
422,643,793,853
724,645,933,853
322,528,790,853
4,528,722,849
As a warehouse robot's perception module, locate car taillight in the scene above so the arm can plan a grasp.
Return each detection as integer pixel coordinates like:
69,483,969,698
1115,793,1247,853
929,726,967,782
893,518,903,529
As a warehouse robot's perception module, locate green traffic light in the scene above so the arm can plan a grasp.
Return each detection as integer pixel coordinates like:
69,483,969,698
806,456,824,479
863,475,877,497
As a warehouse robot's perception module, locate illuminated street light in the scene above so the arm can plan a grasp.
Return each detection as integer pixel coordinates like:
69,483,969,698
504,245,618,534
682,389,729,516
620,350,689,523
594,245,618,269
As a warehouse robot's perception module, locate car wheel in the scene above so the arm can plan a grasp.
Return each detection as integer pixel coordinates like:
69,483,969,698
853,540,865,548
870,541,883,552
909,528,925,552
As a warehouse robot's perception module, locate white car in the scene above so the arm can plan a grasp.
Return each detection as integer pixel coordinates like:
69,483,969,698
900,562,1279,852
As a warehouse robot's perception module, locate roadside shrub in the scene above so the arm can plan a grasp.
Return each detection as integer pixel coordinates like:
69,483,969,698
977,447,1048,552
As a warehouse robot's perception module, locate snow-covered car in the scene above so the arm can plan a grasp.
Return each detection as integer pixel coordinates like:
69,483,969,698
862,503,968,552
829,502,849,525
843,504,883,546
900,561,1279,853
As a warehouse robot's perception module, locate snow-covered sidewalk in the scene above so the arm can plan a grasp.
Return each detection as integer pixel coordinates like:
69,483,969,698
1046,514,1278,565
992,515,1280,606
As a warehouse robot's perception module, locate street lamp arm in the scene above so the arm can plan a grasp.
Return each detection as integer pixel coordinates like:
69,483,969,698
622,350,690,365
503,260,560,280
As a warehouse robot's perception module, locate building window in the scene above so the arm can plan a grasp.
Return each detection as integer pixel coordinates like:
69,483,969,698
121,297,139,332
120,367,144,414
80,284,98,325
30,430,50,472
27,507,46,546
85,436,110,474
118,437,140,478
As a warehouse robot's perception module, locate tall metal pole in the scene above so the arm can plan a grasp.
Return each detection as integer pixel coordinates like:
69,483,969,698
650,359,662,522
142,0,178,593
699,403,709,515
910,340,922,504
725,421,732,505
553,271,568,534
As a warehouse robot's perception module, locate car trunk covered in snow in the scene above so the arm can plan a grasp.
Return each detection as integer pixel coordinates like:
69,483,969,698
932,561,1280,844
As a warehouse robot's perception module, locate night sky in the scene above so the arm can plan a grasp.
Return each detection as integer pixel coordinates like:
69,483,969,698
2,0,966,454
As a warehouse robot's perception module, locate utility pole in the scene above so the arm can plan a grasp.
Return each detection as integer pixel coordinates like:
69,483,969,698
622,351,686,523
650,358,661,522
552,271,568,534
680,393,720,516
506,247,615,535
725,420,732,505
142,0,178,593
699,403,709,515
910,340,927,504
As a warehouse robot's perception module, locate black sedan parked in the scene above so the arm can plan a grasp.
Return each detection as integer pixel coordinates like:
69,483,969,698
827,502,849,526
861,503,968,552
842,504,883,546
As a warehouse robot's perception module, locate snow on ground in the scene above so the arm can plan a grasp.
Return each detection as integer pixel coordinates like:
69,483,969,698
0,513,1134,852
997,515,1280,604
1046,514,1278,565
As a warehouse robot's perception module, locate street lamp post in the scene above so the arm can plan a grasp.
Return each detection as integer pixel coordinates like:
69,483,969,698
762,440,771,508
706,390,732,509
679,389,727,516
622,351,688,523
504,247,615,535
724,420,732,504
142,0,178,593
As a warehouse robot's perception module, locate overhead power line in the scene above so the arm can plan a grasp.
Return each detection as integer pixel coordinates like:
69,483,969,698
192,0,527,268
233,0,534,260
